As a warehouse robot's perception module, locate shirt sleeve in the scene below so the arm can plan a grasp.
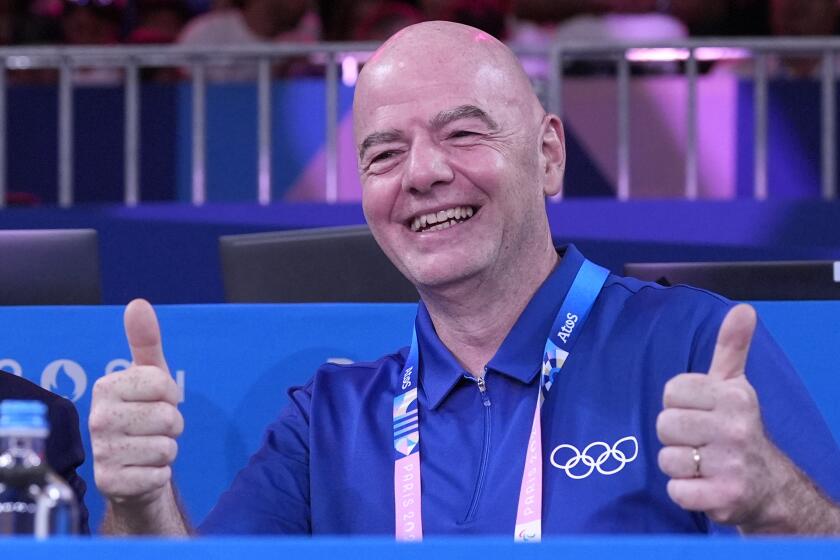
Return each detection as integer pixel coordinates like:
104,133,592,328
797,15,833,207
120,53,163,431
198,380,313,535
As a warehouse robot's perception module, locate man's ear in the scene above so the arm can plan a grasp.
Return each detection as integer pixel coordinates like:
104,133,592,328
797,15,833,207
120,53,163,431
539,114,566,198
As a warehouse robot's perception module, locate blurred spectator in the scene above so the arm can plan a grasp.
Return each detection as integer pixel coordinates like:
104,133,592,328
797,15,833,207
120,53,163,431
177,0,318,80
178,0,311,45
127,1,191,82
0,0,44,44
716,0,839,78
513,1,729,33
209,0,236,9
770,0,838,37
61,1,124,84
354,2,424,41
128,0,190,44
61,0,122,45
428,0,508,39
320,0,419,41
0,0,25,44
509,0,689,78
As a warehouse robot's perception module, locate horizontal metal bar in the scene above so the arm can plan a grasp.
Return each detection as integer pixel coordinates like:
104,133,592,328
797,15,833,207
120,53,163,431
0,37,839,69
0,42,384,61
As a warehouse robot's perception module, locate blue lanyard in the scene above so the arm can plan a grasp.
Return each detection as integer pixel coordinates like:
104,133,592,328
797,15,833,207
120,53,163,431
393,258,609,540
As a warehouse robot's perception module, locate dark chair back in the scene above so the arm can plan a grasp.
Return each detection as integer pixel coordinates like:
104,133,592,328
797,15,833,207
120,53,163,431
624,260,840,300
0,229,101,305
219,225,419,303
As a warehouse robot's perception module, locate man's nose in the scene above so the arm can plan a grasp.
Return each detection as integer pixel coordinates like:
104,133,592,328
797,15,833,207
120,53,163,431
400,136,454,193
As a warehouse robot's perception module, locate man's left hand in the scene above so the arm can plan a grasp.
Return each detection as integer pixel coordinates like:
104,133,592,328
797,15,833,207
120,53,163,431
656,304,789,530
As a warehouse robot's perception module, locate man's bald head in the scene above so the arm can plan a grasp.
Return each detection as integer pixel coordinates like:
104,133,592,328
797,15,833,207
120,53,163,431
354,21,544,137
352,21,566,293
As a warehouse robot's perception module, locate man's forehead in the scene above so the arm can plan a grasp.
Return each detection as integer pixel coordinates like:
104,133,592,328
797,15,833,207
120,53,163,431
355,91,503,140
354,22,539,139
355,63,511,125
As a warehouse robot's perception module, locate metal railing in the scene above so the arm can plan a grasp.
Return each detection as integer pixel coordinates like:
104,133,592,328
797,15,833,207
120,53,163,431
0,37,838,208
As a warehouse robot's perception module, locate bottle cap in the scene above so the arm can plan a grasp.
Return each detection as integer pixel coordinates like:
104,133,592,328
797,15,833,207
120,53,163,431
0,399,49,436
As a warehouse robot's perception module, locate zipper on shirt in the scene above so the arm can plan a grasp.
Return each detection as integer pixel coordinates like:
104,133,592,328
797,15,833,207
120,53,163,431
462,369,491,523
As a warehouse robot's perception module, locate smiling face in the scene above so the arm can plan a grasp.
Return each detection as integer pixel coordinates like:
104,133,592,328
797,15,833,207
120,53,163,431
354,22,565,292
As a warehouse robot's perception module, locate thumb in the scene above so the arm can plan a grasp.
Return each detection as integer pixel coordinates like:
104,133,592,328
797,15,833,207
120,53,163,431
124,298,169,373
708,303,757,381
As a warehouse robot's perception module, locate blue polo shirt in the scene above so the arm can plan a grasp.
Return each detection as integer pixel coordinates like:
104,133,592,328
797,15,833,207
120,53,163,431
199,245,840,535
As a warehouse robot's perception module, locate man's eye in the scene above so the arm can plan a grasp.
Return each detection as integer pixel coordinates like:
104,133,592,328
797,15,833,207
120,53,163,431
449,130,477,139
371,150,398,164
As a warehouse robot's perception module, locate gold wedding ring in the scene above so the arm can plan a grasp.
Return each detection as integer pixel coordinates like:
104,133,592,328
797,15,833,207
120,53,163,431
691,447,702,478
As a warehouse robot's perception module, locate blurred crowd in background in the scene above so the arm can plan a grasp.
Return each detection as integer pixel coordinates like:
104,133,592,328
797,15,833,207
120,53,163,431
1,0,837,48
0,0,836,83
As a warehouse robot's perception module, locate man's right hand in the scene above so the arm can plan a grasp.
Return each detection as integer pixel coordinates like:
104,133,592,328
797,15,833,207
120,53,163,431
89,299,184,530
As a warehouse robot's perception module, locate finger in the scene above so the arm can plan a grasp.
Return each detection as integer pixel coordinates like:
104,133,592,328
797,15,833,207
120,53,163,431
666,478,723,513
708,304,756,381
90,400,183,437
662,373,717,410
124,299,169,372
95,465,172,500
656,408,718,447
93,436,178,468
94,366,180,405
658,445,703,479
122,402,183,437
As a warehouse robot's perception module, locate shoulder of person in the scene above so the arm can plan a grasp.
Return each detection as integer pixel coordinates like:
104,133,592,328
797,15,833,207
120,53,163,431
0,371,75,409
177,9,245,44
605,273,732,317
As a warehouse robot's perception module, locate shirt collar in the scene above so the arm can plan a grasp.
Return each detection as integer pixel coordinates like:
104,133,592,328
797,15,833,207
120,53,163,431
416,244,587,410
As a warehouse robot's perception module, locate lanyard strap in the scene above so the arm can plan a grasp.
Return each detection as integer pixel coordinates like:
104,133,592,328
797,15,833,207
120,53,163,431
393,259,609,541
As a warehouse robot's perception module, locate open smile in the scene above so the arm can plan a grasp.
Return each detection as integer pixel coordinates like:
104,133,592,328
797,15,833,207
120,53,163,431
408,205,478,233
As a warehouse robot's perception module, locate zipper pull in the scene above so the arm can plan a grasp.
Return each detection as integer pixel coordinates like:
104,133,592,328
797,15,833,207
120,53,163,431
475,375,491,407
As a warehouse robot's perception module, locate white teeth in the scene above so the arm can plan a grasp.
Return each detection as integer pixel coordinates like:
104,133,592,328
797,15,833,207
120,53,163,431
410,206,475,232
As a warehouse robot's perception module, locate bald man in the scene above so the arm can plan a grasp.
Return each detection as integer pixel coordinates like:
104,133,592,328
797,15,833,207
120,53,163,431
90,22,840,537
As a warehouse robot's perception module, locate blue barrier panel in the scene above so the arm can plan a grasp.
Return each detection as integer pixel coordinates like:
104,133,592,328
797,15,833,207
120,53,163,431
0,302,837,533
2,536,840,558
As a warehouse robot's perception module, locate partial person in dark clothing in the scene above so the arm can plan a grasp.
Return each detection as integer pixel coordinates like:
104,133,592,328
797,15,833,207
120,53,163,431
0,371,90,534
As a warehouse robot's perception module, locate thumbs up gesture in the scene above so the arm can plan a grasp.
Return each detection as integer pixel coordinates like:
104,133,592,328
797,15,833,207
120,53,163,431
89,299,183,509
656,304,790,529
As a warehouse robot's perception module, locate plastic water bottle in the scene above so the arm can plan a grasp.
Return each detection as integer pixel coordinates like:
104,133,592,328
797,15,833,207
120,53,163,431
0,400,79,537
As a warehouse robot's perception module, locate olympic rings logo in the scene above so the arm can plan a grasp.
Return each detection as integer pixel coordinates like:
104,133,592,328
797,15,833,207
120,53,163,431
549,436,639,480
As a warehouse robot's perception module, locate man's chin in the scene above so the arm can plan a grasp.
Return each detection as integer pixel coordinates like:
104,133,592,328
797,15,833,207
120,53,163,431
406,265,482,296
